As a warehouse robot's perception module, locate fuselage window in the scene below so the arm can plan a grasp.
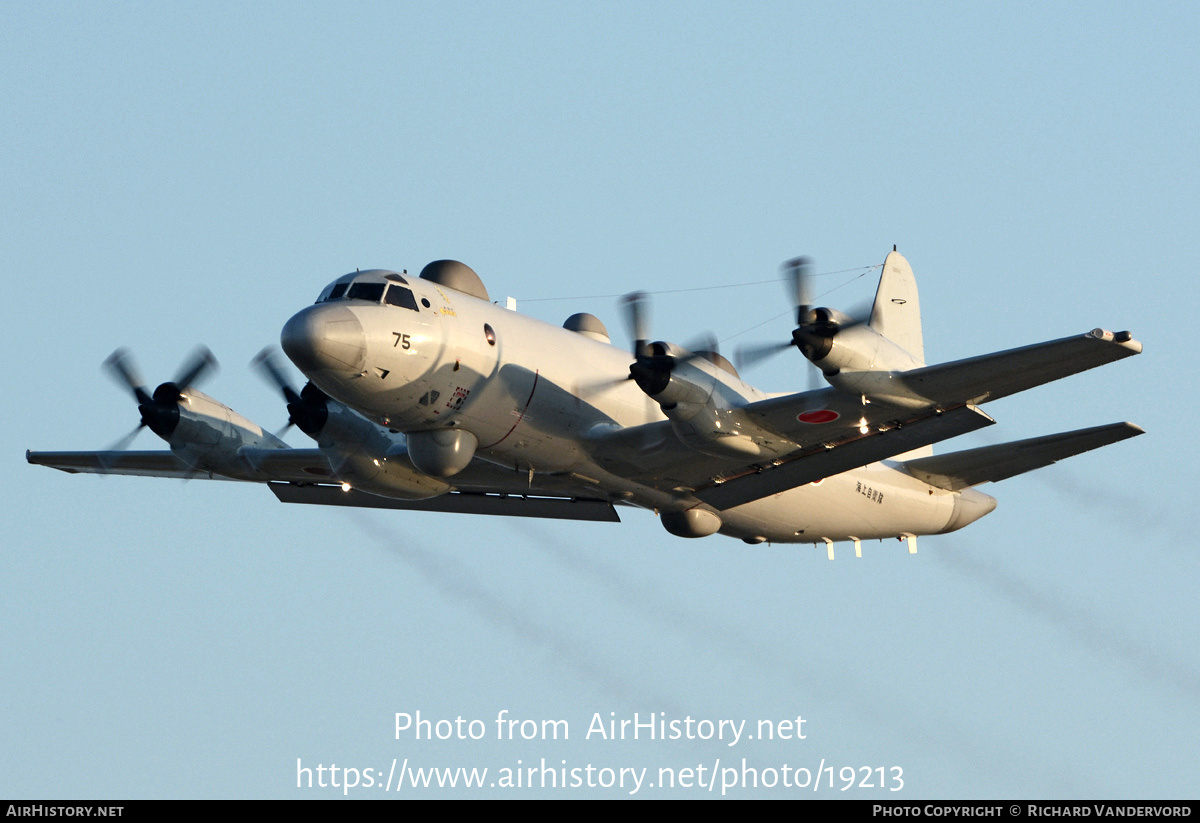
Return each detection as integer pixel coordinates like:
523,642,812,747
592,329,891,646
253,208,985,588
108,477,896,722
384,285,420,311
346,282,386,303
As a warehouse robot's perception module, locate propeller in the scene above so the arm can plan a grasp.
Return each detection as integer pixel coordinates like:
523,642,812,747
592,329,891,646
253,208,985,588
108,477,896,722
621,291,651,358
787,256,815,326
103,346,218,442
252,347,328,436
735,256,868,388
618,291,723,397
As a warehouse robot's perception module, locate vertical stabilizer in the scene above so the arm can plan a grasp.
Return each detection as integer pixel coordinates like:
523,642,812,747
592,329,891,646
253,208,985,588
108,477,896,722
872,250,929,459
869,250,924,366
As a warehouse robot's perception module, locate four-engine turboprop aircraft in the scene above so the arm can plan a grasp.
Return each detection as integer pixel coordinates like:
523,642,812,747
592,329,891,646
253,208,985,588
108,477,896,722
27,249,1143,554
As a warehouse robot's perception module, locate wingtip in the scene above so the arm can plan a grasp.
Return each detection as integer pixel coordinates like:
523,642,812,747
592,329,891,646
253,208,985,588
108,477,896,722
1118,335,1143,355
1088,327,1142,354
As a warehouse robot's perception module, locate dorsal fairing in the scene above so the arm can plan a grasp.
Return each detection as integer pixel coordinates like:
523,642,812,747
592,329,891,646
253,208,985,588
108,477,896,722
419,260,489,302
868,250,924,366
563,312,611,343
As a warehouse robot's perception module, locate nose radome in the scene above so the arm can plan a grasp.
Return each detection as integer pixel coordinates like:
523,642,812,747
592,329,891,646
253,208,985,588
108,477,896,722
281,305,367,374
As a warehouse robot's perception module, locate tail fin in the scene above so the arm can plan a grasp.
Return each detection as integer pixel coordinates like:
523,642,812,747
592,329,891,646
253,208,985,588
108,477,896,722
869,250,924,366
871,249,928,458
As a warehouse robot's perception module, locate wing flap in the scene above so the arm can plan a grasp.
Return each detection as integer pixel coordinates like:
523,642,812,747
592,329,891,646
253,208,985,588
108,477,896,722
268,482,621,522
694,403,995,510
901,422,1144,491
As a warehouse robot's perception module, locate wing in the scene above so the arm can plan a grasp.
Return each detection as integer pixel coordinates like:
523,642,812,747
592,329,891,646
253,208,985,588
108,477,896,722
589,390,998,506
843,329,1142,409
27,448,622,522
695,404,994,509
27,448,336,483
900,422,1144,490
587,329,1142,509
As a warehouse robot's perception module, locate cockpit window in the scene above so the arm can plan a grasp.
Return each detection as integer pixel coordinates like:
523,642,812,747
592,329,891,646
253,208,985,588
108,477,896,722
384,285,420,311
316,282,349,303
346,282,386,303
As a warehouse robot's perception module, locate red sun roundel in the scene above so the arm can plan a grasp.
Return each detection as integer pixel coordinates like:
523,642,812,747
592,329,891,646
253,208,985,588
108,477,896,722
797,409,839,424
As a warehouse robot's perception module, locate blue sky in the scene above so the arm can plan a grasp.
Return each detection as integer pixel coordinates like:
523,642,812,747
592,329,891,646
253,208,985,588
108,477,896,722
3,1,1197,798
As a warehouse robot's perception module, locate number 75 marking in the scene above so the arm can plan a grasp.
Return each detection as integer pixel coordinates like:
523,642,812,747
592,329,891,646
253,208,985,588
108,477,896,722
392,332,412,349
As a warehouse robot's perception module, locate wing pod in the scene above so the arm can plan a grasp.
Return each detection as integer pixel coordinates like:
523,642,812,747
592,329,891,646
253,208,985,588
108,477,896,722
660,507,723,538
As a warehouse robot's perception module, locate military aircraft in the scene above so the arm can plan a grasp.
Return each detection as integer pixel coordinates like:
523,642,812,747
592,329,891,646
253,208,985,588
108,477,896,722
27,249,1143,556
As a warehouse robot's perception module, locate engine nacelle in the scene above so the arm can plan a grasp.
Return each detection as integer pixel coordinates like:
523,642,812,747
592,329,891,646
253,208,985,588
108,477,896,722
804,319,924,375
167,388,288,471
636,348,775,459
796,317,932,409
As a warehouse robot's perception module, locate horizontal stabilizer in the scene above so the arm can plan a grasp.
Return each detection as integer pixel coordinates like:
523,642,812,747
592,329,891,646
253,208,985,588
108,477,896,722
268,482,622,522
901,422,1144,491
695,403,995,510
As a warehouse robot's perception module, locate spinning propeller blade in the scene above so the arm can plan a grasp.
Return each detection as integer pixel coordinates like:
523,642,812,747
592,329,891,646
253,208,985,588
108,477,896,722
737,257,867,389
252,347,328,436
102,346,218,441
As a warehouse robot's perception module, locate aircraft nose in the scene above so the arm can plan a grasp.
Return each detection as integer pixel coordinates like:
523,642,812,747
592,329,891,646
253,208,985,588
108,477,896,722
281,304,367,374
